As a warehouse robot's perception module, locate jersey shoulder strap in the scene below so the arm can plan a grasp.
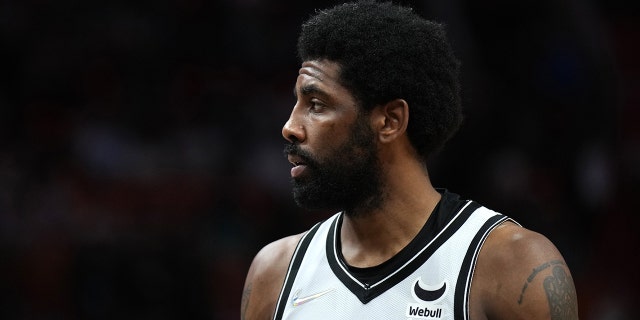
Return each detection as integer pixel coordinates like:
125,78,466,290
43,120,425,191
272,215,336,319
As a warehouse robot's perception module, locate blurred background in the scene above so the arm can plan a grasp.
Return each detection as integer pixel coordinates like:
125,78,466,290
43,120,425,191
0,0,637,319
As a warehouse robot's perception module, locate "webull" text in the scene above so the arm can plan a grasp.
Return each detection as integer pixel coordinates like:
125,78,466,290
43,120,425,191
406,305,443,318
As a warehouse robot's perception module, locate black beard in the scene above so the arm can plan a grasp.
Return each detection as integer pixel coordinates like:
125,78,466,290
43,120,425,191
283,115,383,216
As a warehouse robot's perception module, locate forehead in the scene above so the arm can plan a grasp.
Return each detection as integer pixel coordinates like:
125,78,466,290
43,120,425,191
298,60,341,81
295,60,351,97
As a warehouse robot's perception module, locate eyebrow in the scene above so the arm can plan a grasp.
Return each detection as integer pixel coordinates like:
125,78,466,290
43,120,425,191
293,84,328,99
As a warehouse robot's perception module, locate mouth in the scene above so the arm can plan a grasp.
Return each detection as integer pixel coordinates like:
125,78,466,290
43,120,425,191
287,154,310,178
287,154,307,167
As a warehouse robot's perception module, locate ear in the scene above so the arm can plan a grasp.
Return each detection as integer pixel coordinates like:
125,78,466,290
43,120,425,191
371,99,409,144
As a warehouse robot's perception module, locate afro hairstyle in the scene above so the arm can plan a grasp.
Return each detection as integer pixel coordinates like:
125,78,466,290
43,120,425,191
297,1,462,160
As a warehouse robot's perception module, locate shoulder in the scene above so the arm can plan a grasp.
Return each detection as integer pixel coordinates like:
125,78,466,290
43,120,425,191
471,221,579,320
241,233,304,320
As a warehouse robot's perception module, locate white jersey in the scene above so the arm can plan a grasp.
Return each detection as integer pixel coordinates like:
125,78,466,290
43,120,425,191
273,191,513,320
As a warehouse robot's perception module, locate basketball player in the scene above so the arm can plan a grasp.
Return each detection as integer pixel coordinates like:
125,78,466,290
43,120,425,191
241,1,579,319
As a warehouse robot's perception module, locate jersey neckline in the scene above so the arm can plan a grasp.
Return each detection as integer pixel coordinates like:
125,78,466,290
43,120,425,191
325,190,480,303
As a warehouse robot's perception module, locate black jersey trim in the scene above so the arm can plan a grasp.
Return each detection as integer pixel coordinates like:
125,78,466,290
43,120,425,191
326,200,481,304
272,222,323,320
453,214,509,320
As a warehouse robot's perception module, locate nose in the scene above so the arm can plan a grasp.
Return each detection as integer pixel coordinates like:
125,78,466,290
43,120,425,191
282,105,305,143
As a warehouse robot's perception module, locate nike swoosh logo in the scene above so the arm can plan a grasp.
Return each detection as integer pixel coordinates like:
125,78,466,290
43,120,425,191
291,288,334,307
413,278,446,302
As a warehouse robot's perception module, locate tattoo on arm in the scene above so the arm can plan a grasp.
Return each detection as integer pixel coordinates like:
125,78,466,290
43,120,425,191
518,260,564,304
544,266,578,319
241,282,252,320
517,260,578,319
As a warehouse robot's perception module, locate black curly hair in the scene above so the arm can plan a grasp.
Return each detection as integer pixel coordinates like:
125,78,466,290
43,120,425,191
297,1,462,160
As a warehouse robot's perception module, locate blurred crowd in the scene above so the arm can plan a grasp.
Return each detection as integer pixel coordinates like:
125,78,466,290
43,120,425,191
0,0,637,319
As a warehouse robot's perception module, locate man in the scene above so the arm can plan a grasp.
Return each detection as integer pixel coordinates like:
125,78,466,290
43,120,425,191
242,1,579,319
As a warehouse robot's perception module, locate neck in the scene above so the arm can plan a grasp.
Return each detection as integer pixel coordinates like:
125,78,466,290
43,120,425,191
339,160,441,268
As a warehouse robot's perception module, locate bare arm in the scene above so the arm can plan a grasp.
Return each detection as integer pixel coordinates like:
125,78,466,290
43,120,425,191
472,222,579,320
241,234,303,320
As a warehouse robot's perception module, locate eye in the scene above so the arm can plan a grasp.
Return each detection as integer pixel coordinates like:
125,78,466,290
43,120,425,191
309,99,326,113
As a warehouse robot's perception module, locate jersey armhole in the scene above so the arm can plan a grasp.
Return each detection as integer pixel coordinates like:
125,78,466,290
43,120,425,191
454,213,511,319
272,221,323,320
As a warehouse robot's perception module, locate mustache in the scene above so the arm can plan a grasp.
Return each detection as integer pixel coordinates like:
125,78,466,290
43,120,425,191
283,143,316,165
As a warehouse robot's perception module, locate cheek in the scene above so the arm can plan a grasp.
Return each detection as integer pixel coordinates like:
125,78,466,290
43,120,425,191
310,118,339,140
320,122,354,148
308,122,346,158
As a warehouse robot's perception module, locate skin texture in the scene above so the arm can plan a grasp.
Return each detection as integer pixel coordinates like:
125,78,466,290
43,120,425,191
241,60,579,320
